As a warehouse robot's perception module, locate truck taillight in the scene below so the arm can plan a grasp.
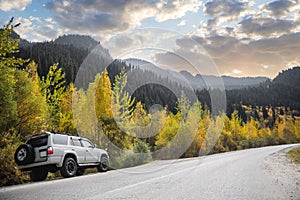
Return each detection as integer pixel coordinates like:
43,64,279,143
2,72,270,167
47,146,53,155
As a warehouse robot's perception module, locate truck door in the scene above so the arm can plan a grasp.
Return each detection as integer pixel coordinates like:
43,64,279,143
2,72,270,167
70,138,85,164
81,139,98,163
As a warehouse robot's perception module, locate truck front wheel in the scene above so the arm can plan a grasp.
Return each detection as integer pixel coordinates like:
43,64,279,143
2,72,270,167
97,155,109,172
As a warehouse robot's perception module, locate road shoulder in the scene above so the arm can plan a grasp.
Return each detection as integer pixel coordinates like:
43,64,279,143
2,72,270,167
262,145,300,200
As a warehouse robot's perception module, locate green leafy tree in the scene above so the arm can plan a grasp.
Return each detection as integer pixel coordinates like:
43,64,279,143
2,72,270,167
112,69,135,131
0,18,28,133
40,64,66,129
14,62,47,136
0,17,27,69
0,18,47,186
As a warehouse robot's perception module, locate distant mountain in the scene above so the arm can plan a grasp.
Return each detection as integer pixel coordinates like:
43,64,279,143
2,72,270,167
273,67,300,89
9,31,31,48
225,67,300,112
182,71,268,90
124,58,190,87
54,34,99,51
18,34,112,84
125,58,269,90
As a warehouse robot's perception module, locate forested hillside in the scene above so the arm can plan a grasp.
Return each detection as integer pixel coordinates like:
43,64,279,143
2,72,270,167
273,67,300,89
105,59,300,118
15,33,111,84
13,32,300,117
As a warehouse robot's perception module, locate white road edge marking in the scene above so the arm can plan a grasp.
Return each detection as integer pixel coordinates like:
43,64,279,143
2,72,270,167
91,163,206,199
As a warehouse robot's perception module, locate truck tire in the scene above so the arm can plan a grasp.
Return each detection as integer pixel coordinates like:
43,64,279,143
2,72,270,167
14,144,35,165
30,168,48,182
60,157,77,178
97,155,109,172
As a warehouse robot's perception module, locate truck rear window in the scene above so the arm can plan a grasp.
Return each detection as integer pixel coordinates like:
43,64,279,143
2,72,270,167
27,135,48,147
52,134,68,145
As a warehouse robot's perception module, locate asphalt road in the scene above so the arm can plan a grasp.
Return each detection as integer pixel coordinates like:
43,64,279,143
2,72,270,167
1,144,299,200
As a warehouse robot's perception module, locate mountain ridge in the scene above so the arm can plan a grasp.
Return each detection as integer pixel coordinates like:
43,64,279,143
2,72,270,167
12,33,298,92
125,58,269,90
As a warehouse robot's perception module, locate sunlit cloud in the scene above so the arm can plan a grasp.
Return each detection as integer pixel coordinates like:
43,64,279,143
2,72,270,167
45,0,202,37
0,0,31,11
1,0,300,78
15,16,68,42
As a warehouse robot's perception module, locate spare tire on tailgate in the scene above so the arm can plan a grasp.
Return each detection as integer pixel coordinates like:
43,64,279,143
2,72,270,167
14,144,35,165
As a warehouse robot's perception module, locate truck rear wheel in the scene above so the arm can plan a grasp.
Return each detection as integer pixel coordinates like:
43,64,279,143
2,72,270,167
60,157,77,178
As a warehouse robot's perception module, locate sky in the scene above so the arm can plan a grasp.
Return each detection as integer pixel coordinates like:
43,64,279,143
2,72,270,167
0,0,299,78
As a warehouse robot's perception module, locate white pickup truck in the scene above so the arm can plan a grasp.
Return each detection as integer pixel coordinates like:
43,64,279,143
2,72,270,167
14,132,109,181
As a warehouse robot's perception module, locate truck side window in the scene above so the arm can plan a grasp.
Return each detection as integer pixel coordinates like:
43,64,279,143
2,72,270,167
52,135,68,145
71,138,82,147
81,140,93,148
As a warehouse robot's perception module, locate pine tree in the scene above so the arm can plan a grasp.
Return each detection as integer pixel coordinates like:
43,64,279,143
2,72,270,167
112,69,135,134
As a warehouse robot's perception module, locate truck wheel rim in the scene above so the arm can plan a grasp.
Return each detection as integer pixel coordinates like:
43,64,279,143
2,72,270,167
67,160,75,174
101,159,108,170
17,148,27,161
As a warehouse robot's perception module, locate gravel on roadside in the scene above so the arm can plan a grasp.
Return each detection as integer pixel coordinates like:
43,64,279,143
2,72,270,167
262,145,300,200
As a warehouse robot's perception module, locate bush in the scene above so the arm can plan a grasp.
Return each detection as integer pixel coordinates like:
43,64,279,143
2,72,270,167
288,147,300,164
0,132,29,186
110,140,152,169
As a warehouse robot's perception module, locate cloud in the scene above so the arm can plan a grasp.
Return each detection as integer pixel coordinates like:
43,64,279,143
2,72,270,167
153,35,222,75
262,0,299,17
102,28,182,59
203,0,250,28
15,16,68,42
204,0,248,16
0,0,31,11
238,16,299,37
45,0,202,35
8,0,300,78
154,31,300,78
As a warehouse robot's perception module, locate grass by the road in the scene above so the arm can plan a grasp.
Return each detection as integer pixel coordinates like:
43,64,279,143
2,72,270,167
288,147,300,164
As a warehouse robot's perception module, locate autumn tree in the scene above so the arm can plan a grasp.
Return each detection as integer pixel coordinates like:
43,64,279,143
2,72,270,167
0,18,47,186
40,64,67,129
58,83,77,134
95,69,113,124
14,61,47,136
132,101,150,139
